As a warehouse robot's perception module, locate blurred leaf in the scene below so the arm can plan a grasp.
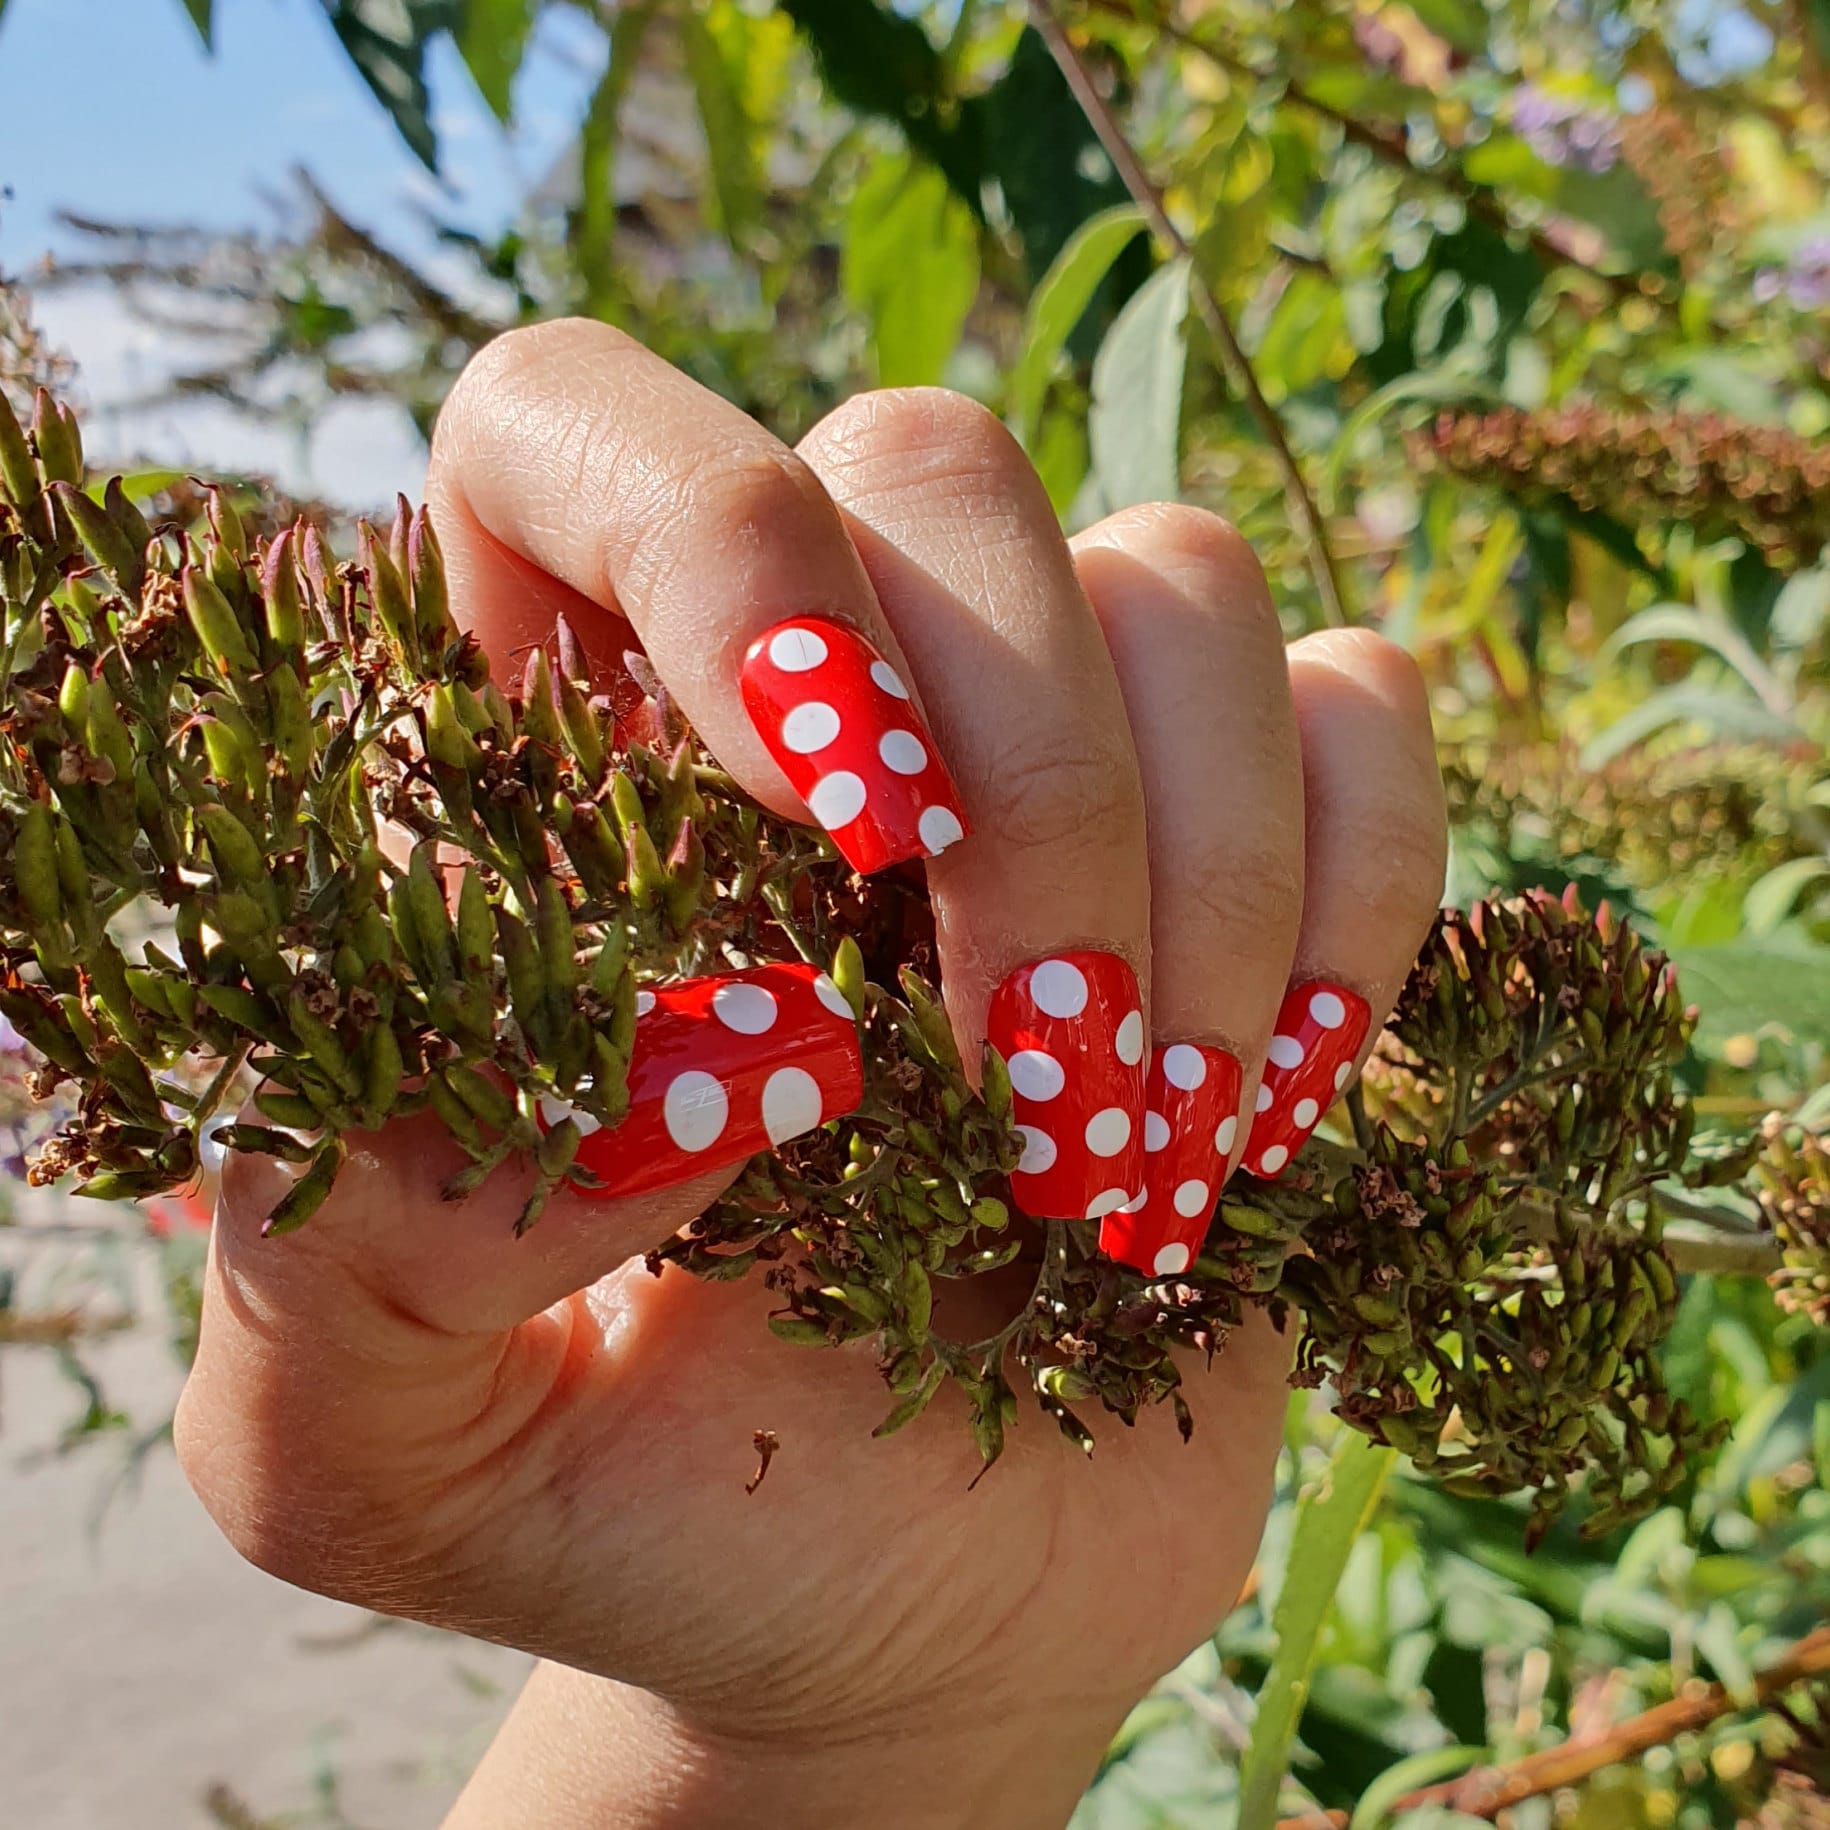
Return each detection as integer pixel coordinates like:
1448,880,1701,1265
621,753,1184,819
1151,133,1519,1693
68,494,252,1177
1695,1603,1758,1705
1603,604,1790,712
324,0,450,170
681,4,761,248
843,155,979,387
570,1,657,316
1807,0,1830,65
1237,1436,1394,1830
1088,257,1189,512
180,0,213,47
1772,566,1830,652
1351,1746,1486,1830
455,0,533,122
1580,684,1798,768
1745,857,1830,935
1667,934,1830,1052
1010,205,1147,446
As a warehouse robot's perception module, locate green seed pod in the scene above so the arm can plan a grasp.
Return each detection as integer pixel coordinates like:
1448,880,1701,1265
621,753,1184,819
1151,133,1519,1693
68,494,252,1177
197,803,267,887
32,391,82,486
830,936,866,1020
267,666,315,781
15,801,63,935
255,1088,323,1129
215,1123,316,1164
264,1136,347,1236
262,527,306,654
409,508,455,654
407,843,457,982
609,769,647,846
182,566,257,676
360,521,416,666
0,388,45,527
662,817,704,936
426,683,482,774
536,876,577,1003
901,1257,933,1341
558,673,605,783
455,869,494,981
361,1025,404,1128
75,1169,176,1202
443,1064,517,1134
287,991,361,1098
57,660,90,734
51,482,140,595
497,909,545,1045
624,821,665,911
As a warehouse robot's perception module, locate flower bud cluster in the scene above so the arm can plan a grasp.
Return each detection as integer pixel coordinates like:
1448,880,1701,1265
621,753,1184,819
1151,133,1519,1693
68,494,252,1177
1618,104,1742,280
1756,1117,1830,1327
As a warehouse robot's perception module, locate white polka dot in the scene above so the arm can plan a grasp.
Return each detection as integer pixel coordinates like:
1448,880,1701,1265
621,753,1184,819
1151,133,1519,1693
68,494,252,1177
1257,1143,1289,1176
1008,1049,1066,1101
813,973,852,1020
1255,1084,1273,1113
870,660,909,699
761,1066,823,1144
1215,1114,1237,1156
663,1070,729,1152
713,982,778,1034
1144,1110,1170,1152
1028,958,1088,1019
780,701,841,753
1267,1034,1305,1070
1173,1178,1210,1218
635,990,656,1016
1310,989,1348,1028
1115,1009,1145,1065
1118,1188,1147,1214
539,1093,602,1137
1163,1043,1207,1090
1292,1097,1320,1130
878,729,927,774
1335,1060,1353,1090
1153,1242,1191,1276
1085,1186,1130,1220
768,627,827,672
807,770,867,830
919,806,964,855
1015,1126,1057,1174
1085,1107,1131,1156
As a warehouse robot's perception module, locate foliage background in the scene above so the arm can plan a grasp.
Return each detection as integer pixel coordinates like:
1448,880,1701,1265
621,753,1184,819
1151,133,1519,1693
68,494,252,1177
4,0,1830,1825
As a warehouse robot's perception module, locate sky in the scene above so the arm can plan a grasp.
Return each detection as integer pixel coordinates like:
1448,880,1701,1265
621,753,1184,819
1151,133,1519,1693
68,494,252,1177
0,0,603,506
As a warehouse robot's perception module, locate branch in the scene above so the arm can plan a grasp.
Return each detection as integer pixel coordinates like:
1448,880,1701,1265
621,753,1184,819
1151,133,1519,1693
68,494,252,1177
1275,1624,1830,1828
1027,1,1353,629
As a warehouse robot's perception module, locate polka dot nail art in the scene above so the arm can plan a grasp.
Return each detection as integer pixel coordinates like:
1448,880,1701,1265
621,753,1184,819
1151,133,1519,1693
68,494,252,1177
1244,979,1371,1179
988,950,1147,1222
1098,1041,1243,1278
740,617,971,875
535,961,863,1200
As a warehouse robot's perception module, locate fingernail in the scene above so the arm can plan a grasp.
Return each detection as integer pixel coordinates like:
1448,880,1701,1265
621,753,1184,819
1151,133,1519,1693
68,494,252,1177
1244,980,1370,1179
1099,1042,1242,1277
539,961,863,1199
740,616,971,874
988,951,1147,1222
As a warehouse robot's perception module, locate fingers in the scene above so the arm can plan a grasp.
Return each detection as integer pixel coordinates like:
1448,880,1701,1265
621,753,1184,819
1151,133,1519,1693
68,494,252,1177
1066,506,1304,1275
796,390,1152,1223
1241,629,1447,1179
426,319,967,876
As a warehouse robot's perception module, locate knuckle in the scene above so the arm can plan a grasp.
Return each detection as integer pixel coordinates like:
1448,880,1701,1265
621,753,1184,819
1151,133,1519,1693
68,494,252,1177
810,386,1038,499
1103,502,1268,596
992,731,1142,855
1177,835,1301,941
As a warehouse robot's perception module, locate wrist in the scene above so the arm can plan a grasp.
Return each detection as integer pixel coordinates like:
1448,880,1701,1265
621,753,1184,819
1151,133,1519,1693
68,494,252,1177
448,1661,1125,1830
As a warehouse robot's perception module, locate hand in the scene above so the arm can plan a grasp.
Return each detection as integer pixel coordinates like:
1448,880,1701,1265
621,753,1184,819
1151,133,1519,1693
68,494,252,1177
175,321,1447,1829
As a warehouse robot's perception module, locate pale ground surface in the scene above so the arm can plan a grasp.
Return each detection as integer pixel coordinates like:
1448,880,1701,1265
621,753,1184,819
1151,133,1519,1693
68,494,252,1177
2,1213,531,1830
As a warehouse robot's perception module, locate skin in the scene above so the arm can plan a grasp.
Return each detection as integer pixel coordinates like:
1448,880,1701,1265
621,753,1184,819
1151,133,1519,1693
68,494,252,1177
173,321,1448,1829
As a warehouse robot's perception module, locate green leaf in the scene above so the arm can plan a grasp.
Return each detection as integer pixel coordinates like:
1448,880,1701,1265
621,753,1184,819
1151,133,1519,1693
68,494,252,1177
1579,684,1798,768
843,155,980,389
1088,257,1189,513
680,3,760,249
1666,934,1830,1053
1236,1435,1395,1830
455,0,534,122
570,1,658,317
1602,603,1789,712
323,0,451,171
1350,1746,1487,1830
1009,205,1147,447
180,0,213,47
1745,856,1830,935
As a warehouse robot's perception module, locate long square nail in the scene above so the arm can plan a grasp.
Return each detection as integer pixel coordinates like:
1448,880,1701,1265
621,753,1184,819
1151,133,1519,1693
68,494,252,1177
1099,1041,1242,1277
539,961,863,1199
1244,980,1369,1179
988,950,1147,1222
741,617,971,874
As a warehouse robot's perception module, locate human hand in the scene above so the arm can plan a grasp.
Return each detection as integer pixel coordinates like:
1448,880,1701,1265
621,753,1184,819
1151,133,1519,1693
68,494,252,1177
175,320,1446,1828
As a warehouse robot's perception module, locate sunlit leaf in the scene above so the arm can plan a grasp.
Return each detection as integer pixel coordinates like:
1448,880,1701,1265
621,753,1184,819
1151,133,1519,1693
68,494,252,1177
681,3,761,249
1745,857,1830,935
456,0,534,122
1088,257,1189,512
323,0,449,170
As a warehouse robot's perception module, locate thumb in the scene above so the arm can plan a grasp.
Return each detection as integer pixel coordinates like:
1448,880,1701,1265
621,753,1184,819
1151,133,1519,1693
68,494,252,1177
174,958,860,1588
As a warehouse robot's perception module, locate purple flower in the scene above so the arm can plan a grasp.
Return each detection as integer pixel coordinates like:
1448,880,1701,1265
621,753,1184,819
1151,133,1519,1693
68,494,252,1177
1509,84,1622,174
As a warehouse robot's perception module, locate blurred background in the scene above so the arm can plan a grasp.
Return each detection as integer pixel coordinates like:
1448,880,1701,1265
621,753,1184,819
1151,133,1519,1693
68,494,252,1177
3,1,1830,1826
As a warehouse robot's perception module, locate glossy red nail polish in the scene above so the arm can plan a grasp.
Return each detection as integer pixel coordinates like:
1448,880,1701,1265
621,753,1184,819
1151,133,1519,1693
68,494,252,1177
1244,980,1370,1180
740,616,972,875
538,961,863,1199
988,950,1147,1222
1099,1042,1242,1277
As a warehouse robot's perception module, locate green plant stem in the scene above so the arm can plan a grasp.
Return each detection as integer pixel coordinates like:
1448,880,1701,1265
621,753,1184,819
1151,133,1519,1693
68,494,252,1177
1027,0,1353,629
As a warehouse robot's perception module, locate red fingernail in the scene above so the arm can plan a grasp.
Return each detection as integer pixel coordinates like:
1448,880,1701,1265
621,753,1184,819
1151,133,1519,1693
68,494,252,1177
1099,1042,1242,1277
989,951,1147,1222
740,617,971,875
1244,980,1370,1179
539,962,863,1199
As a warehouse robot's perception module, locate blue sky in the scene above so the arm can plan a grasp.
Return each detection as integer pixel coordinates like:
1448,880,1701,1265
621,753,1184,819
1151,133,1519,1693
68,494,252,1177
0,0,603,502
